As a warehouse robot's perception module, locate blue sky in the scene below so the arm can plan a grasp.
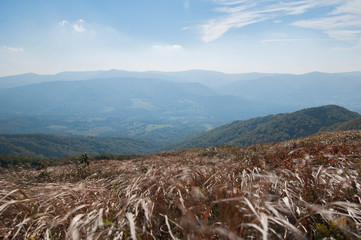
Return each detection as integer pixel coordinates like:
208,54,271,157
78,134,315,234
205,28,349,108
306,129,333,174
1,0,361,76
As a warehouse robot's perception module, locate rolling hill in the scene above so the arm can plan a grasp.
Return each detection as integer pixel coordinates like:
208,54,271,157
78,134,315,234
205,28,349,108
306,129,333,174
1,130,360,239
321,116,361,132
0,133,161,159
171,105,360,149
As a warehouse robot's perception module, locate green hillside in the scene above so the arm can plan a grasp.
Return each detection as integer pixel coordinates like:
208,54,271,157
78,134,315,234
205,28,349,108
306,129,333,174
0,133,161,159
1,105,360,161
172,105,360,149
321,116,361,132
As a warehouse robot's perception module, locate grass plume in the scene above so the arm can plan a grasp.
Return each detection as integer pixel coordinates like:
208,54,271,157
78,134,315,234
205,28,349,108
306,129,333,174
1,130,361,239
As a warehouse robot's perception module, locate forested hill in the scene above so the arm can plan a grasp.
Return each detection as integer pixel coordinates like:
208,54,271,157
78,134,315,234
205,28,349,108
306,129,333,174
1,105,360,160
0,133,161,159
171,105,360,149
321,116,361,132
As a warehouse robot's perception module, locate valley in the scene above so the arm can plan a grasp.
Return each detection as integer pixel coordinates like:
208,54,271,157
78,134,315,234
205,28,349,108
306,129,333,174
1,105,360,163
1,70,361,239
0,70,360,144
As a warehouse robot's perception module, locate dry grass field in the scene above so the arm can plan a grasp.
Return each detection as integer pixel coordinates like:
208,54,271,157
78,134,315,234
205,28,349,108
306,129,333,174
1,131,361,239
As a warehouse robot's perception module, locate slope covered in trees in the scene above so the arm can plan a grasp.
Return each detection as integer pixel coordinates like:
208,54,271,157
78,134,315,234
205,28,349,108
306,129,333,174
1,105,360,161
172,105,360,149
0,133,161,159
321,116,361,132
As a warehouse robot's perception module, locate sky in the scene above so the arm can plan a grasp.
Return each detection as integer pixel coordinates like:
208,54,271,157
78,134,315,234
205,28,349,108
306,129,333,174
1,0,361,76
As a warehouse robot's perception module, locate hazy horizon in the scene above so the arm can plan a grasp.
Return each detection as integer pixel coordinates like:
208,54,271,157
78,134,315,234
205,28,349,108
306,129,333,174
3,68,361,79
1,0,361,77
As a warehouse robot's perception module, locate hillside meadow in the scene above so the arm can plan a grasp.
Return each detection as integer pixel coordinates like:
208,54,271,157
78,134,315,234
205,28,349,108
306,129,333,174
1,131,361,239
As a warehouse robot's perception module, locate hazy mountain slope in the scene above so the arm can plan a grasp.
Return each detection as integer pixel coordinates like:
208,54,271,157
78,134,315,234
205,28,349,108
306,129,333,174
145,70,277,88
0,77,272,118
0,133,161,158
220,71,361,113
0,73,47,89
171,105,360,149
0,70,130,89
0,69,276,89
2,71,360,114
0,77,286,141
0,77,212,115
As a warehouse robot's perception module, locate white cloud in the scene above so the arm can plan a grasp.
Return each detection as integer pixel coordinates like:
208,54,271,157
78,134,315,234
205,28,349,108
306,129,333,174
3,46,24,52
213,0,247,5
200,11,267,42
292,0,361,45
198,0,353,42
293,15,361,30
59,19,87,33
73,23,86,33
73,19,86,33
331,0,361,15
59,20,69,26
326,30,361,42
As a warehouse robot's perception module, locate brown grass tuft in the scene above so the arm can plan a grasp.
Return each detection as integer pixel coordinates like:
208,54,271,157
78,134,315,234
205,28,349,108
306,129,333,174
1,130,361,239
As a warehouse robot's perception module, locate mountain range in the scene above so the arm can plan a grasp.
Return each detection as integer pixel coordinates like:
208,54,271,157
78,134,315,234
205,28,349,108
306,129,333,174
0,77,278,142
219,71,361,111
0,70,360,143
0,69,275,89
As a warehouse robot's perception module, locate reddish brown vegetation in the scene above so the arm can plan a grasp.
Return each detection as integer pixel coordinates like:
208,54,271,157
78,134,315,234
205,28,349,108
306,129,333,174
1,131,361,239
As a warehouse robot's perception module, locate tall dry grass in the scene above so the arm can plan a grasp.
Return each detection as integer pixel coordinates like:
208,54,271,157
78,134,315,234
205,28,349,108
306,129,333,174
1,131,361,239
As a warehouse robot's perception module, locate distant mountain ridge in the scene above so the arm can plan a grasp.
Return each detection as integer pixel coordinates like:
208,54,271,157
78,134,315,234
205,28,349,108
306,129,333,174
219,71,361,112
0,69,275,89
1,70,360,111
171,105,360,150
